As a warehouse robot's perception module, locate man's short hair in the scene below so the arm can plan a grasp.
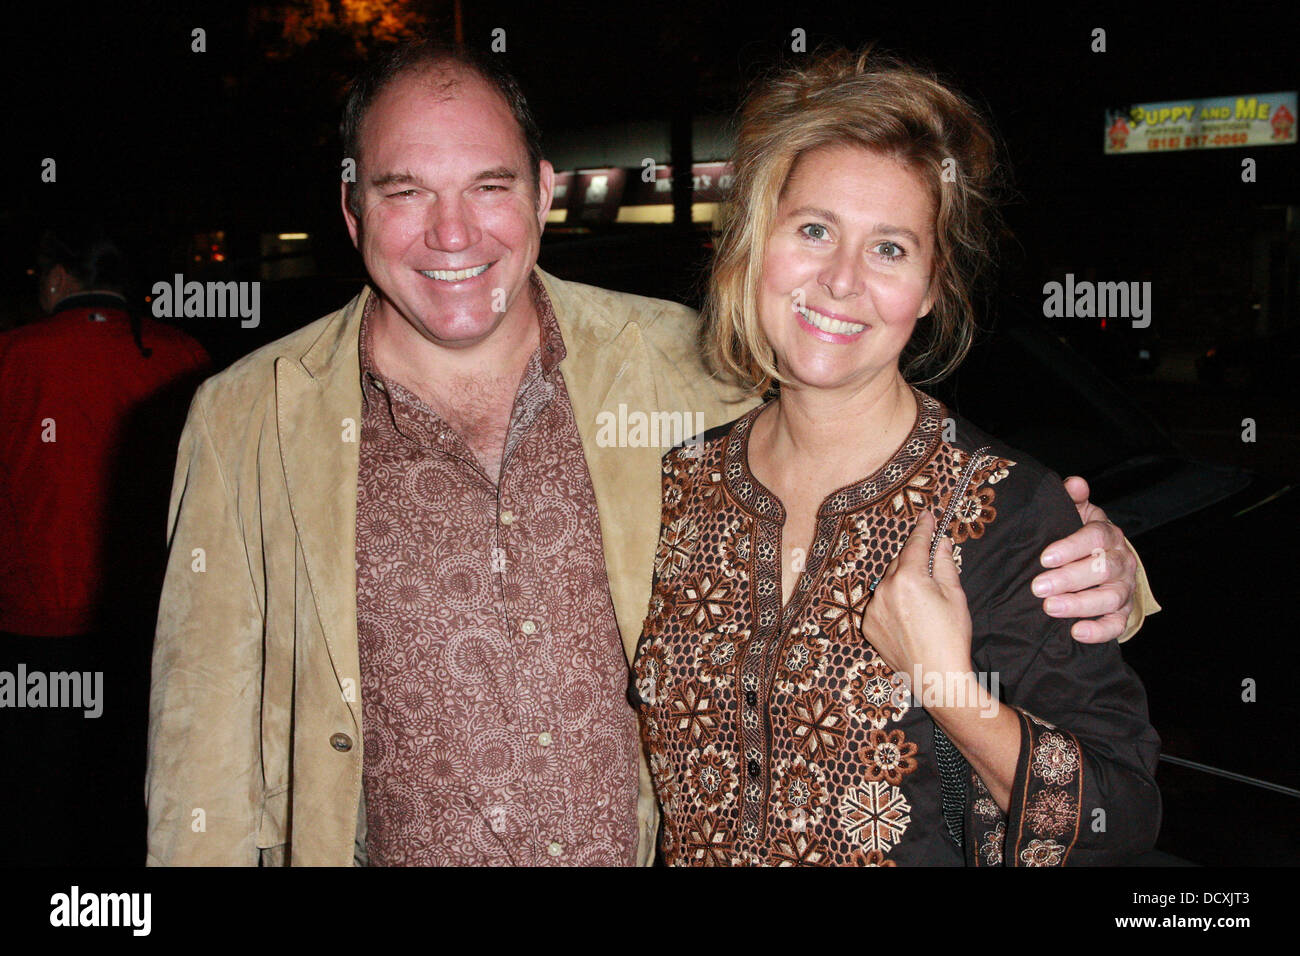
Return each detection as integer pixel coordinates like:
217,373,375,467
36,221,129,296
340,38,544,216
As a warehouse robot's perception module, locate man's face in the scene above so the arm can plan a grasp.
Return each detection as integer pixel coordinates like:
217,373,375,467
342,66,554,350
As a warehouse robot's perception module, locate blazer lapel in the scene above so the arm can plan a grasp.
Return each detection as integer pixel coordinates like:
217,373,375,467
540,270,666,664
274,288,369,724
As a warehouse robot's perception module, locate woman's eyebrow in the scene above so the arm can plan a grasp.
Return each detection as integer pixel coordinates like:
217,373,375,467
787,205,839,224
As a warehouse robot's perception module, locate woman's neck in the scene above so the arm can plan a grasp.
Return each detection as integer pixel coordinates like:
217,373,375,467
754,371,918,494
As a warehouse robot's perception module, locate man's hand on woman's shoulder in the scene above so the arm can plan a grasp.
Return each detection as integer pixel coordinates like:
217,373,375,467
1032,476,1145,644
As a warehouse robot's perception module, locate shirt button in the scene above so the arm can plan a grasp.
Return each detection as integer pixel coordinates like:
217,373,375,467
499,510,515,526
547,841,564,858
330,733,353,752
521,620,538,635
747,758,761,776
745,690,758,706
537,732,553,747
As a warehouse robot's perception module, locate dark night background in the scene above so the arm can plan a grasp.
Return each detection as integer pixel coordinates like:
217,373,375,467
2,0,1297,869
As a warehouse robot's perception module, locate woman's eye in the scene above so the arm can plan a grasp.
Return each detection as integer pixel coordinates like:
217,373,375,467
800,223,829,241
875,240,905,259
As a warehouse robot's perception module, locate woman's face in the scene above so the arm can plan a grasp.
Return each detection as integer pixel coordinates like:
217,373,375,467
757,144,937,395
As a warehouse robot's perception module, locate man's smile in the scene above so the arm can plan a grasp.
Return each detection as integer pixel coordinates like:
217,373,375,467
419,262,494,282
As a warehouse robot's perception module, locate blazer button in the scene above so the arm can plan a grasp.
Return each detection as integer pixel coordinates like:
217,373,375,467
745,690,758,707
747,758,761,776
330,733,353,752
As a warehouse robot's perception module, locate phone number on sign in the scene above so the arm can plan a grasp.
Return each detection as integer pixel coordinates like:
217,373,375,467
1147,132,1250,149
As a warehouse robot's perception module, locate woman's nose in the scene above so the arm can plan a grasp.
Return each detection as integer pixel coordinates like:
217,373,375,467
818,246,865,299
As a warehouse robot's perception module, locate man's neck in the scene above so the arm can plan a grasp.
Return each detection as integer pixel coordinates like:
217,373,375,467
369,294,542,482
370,296,541,402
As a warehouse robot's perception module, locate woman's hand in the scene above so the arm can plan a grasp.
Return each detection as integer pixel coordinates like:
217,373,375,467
858,511,973,681
860,510,1020,811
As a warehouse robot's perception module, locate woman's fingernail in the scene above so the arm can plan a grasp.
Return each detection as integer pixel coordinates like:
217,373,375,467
1045,597,1065,614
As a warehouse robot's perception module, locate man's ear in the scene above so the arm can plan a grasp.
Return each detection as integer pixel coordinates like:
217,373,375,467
341,180,361,249
535,160,555,229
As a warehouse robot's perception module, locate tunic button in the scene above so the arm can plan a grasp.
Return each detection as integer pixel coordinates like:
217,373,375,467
547,841,564,857
521,620,538,635
745,690,758,706
537,732,553,747
500,510,515,526
330,733,353,752
747,759,761,776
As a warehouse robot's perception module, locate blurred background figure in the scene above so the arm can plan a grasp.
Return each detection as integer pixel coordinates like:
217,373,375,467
0,221,210,865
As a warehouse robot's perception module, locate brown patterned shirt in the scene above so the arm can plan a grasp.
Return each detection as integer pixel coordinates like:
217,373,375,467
355,277,640,866
633,389,1161,865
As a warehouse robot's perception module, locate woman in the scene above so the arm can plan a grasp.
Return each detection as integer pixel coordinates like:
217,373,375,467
632,49,1161,866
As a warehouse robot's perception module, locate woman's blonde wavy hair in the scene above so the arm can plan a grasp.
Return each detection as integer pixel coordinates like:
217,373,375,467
703,46,1005,394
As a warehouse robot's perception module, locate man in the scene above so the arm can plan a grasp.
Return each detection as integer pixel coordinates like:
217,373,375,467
146,40,1157,866
1,223,209,864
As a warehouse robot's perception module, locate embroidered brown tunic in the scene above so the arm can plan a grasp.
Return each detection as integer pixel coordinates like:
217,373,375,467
355,279,640,866
632,389,1161,866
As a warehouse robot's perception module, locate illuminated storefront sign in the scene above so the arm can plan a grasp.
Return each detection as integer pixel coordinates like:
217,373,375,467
1105,91,1296,154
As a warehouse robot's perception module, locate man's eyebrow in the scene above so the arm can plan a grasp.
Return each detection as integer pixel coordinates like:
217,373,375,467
367,167,520,190
369,170,423,190
473,166,519,182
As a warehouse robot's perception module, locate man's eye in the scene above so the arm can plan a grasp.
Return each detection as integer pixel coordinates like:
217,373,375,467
800,223,829,240
386,189,418,198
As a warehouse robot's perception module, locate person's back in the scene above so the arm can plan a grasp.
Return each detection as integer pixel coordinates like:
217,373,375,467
0,294,209,635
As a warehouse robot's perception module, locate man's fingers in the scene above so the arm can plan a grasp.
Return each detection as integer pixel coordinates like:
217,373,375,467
1063,475,1091,507
1042,582,1130,620
1039,517,1124,570
1070,611,1128,644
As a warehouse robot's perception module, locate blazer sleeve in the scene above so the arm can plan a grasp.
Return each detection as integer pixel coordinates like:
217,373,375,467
960,468,1162,866
145,383,265,865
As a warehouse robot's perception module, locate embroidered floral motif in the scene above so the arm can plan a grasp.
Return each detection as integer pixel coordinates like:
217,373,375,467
776,621,828,693
687,744,738,810
980,822,1006,866
1024,788,1078,838
773,755,829,827
860,728,920,786
1019,839,1067,867
1033,732,1080,786
847,659,910,728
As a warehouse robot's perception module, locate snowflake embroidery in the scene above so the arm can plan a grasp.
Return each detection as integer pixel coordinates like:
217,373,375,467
668,681,720,743
843,780,912,853
789,691,849,759
676,573,733,629
771,831,828,866
655,515,699,579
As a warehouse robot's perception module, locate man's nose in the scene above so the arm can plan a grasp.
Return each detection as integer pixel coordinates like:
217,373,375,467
424,197,478,251
817,245,865,300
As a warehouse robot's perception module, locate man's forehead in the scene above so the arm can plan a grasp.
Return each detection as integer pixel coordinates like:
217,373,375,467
360,65,520,153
